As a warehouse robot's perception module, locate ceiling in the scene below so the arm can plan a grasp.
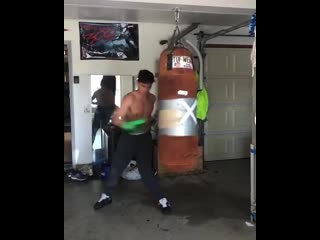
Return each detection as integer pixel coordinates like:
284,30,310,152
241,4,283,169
64,0,255,26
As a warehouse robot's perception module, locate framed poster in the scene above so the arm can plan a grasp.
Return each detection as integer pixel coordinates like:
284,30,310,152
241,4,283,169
79,22,139,60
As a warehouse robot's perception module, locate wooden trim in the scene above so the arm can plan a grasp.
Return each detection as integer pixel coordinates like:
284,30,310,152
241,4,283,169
205,44,252,48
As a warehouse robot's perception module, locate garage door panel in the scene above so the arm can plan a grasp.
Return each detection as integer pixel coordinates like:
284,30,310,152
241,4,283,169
204,47,252,161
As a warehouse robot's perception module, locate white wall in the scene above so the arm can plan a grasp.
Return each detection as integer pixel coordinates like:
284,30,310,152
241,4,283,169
119,0,255,8
71,74,92,165
64,18,252,165
122,0,256,9
64,19,175,76
64,19,253,76
66,0,256,10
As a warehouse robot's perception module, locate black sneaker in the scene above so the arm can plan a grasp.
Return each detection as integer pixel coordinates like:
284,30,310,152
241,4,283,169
67,169,77,178
94,193,112,210
69,171,88,181
158,198,172,214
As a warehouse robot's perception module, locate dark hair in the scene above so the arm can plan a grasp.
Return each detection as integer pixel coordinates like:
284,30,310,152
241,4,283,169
138,69,155,84
101,75,116,88
100,75,116,95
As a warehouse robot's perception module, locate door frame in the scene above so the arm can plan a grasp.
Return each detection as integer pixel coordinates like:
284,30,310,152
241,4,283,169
64,41,76,166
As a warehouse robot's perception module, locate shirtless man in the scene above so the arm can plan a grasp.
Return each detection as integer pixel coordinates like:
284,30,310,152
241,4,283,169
93,69,172,214
91,76,117,144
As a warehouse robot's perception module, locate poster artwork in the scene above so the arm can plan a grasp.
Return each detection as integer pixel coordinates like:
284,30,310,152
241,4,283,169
79,22,139,60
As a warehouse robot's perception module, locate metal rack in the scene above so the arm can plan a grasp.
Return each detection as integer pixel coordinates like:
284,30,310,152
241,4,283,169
250,67,256,222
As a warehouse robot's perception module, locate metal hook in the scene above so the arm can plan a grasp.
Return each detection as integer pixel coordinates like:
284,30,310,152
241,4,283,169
174,7,180,25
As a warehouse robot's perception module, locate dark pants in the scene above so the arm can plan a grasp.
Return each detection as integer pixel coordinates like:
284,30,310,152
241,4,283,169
92,106,115,144
104,132,165,201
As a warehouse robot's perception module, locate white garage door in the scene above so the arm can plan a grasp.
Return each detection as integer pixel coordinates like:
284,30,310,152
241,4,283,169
204,47,252,161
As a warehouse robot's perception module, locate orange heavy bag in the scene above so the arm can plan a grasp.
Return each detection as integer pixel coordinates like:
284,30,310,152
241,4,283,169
158,46,199,174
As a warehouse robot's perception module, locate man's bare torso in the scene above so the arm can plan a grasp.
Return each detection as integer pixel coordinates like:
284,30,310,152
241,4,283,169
125,91,155,121
124,91,155,134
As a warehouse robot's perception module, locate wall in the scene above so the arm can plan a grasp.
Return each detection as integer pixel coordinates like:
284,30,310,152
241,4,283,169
64,19,176,76
64,19,253,77
65,0,256,10
71,74,92,165
118,0,256,8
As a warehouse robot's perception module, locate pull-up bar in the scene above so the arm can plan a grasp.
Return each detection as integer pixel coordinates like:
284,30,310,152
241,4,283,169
199,19,251,52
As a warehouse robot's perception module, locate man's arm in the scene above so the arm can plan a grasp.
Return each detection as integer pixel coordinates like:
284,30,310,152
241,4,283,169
151,94,157,116
91,91,97,104
149,94,157,126
111,94,132,127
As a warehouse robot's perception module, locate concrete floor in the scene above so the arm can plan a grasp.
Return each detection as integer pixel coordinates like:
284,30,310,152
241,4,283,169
64,159,256,240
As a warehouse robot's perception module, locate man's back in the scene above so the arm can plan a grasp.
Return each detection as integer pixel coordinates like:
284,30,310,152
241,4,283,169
94,88,115,108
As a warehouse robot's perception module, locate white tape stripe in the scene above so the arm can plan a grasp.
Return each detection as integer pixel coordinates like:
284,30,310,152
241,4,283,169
179,100,197,124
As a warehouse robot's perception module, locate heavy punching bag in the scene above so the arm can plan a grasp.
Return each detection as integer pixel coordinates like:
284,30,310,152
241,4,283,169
158,46,199,174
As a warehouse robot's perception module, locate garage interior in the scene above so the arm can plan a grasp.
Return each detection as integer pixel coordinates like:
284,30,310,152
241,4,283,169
64,0,256,239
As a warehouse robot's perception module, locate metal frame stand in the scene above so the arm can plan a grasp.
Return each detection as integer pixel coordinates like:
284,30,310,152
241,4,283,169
250,144,256,222
250,67,256,222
